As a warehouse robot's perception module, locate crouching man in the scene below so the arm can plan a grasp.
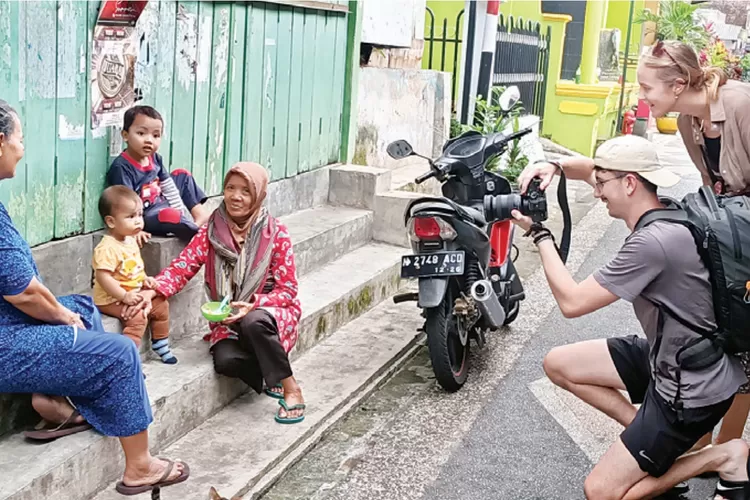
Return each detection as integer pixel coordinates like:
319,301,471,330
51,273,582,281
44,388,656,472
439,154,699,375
513,135,749,500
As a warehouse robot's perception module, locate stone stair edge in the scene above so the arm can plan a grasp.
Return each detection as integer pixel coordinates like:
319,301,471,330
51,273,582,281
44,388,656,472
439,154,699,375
92,297,426,500
1,203,378,437
0,242,406,500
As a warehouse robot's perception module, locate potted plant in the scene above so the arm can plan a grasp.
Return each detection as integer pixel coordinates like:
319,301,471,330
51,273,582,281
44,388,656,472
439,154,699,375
635,1,710,50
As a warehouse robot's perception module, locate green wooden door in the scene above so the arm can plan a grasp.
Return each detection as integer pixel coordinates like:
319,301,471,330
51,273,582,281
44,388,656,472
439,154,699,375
0,1,349,246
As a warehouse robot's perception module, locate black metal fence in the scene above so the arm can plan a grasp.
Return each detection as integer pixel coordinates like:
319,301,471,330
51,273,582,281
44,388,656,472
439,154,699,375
493,15,551,121
424,7,464,111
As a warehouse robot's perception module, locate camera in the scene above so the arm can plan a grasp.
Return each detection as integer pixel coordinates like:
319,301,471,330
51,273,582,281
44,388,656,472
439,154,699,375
483,177,548,222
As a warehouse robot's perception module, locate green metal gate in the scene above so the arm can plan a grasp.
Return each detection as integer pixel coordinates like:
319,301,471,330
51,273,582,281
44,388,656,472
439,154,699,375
0,0,348,247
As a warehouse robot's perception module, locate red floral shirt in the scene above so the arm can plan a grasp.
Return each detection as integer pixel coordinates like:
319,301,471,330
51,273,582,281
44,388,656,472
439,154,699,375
154,223,301,352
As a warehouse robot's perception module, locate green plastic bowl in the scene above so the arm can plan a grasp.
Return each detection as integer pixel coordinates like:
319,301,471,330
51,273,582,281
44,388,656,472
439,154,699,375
201,301,231,322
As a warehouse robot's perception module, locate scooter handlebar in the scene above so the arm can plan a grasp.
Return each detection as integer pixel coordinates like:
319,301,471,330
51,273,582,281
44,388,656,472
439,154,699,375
499,126,533,144
415,170,436,184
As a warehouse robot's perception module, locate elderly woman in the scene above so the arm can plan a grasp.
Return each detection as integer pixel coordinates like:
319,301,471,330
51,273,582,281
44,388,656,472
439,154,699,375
0,99,189,495
137,162,305,423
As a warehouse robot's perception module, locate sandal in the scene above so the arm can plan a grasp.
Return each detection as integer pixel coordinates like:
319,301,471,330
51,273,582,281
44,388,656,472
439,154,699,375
263,383,284,400
24,409,92,442
713,454,750,500
275,399,306,424
713,481,750,500
115,458,190,495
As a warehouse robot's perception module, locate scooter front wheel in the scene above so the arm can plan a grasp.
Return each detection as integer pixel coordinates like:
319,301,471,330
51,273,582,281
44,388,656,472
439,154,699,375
424,286,470,392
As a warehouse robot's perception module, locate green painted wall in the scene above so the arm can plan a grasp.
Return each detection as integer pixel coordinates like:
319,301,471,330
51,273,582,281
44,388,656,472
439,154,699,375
542,85,640,156
605,0,645,84
0,1,348,247
422,0,464,101
606,0,645,53
499,1,543,25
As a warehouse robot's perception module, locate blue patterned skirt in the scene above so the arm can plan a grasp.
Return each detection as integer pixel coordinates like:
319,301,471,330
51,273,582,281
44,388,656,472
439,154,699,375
0,295,152,437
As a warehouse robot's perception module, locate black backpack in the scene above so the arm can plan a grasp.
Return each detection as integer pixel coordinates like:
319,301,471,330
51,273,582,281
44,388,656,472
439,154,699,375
636,186,750,360
635,187,750,418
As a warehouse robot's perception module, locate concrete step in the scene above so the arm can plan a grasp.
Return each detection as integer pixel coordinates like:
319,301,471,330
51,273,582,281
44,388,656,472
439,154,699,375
373,190,423,248
371,163,442,248
0,206,373,438
92,296,424,500
329,163,441,249
281,205,372,278
0,242,406,500
105,205,373,358
389,162,442,195
294,243,405,355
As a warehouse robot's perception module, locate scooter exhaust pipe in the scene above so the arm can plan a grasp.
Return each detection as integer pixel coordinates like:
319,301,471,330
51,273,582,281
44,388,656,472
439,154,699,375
470,279,506,329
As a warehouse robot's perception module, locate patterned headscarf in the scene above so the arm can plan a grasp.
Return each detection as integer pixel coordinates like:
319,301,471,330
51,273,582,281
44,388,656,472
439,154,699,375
205,163,276,305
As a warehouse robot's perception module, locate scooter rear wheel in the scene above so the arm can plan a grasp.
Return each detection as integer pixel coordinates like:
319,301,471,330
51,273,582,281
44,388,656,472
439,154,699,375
503,300,520,325
424,286,470,392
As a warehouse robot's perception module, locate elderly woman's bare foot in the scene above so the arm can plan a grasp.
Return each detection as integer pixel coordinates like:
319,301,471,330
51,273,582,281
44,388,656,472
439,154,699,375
275,376,305,422
122,457,187,488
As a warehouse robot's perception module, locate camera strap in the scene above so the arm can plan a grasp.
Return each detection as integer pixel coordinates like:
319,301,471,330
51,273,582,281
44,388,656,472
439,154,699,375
557,170,572,264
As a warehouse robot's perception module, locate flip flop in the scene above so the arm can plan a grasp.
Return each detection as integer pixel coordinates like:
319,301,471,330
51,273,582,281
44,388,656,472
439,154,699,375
275,399,306,424
263,383,284,399
115,458,190,496
24,409,92,441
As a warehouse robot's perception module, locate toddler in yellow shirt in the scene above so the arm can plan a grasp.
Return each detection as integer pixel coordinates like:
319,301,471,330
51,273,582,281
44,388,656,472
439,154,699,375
92,186,176,364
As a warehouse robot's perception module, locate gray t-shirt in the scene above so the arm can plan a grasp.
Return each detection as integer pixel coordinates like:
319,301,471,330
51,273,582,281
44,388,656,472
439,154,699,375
594,220,746,408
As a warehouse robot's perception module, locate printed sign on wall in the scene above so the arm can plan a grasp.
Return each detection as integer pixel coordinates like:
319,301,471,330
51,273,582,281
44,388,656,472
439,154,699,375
90,1,148,129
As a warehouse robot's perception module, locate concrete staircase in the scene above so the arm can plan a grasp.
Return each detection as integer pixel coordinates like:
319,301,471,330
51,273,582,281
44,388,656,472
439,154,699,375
0,163,440,500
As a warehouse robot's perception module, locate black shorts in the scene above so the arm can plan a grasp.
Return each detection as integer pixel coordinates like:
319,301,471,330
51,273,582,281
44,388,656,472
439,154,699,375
607,335,734,477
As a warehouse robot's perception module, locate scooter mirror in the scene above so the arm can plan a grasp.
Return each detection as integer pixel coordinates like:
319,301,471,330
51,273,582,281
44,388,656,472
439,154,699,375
386,140,414,160
498,86,521,111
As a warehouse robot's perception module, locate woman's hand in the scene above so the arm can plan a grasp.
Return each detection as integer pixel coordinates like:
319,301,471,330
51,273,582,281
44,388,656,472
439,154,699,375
122,290,156,320
58,307,85,329
221,299,257,325
143,277,159,290
517,161,559,194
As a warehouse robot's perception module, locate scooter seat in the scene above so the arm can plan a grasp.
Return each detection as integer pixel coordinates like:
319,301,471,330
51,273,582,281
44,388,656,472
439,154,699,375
456,205,486,227
406,197,487,228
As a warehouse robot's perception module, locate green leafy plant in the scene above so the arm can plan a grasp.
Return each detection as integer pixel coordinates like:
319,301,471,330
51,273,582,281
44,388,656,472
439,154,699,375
461,86,528,177
450,117,462,139
501,116,529,184
741,54,750,82
463,86,524,136
635,0,710,50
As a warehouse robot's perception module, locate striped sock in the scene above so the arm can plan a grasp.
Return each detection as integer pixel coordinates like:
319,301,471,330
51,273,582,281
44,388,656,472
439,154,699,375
152,339,177,365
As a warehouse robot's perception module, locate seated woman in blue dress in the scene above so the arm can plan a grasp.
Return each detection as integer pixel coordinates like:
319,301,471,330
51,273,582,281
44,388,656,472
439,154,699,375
0,100,189,496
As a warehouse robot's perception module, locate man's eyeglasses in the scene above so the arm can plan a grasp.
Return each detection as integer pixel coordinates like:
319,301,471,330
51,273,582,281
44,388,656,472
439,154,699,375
594,173,627,191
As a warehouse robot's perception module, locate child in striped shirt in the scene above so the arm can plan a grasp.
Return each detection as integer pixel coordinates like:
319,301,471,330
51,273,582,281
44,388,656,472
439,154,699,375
106,105,209,245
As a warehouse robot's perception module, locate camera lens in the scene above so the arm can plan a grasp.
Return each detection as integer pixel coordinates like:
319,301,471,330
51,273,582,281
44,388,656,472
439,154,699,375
484,193,522,221
483,178,548,223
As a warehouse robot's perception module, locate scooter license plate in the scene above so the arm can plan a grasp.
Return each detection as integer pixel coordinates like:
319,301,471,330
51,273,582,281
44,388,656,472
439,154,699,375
400,251,466,278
